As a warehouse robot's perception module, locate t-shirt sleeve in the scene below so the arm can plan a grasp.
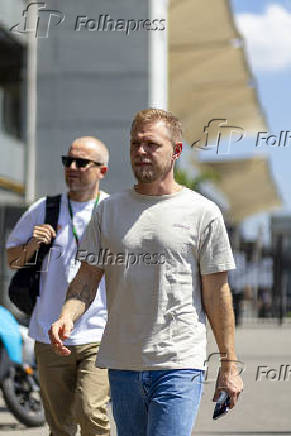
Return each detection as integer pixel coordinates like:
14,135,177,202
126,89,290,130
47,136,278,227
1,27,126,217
78,205,104,270
6,197,46,249
199,209,235,275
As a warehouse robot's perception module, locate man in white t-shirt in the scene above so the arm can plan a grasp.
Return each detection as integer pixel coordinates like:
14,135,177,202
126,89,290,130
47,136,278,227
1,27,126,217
50,110,243,436
6,137,110,436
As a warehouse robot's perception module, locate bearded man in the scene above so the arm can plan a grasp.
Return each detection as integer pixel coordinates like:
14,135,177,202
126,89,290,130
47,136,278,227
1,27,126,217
50,109,243,436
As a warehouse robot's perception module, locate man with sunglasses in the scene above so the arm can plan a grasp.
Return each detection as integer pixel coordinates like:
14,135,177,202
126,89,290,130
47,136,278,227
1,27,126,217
6,137,111,436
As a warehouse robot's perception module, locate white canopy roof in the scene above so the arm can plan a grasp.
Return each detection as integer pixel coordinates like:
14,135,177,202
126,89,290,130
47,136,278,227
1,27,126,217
196,156,282,223
168,0,267,145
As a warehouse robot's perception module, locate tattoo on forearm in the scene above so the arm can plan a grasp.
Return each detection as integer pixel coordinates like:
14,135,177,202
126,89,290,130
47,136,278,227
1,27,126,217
66,275,96,310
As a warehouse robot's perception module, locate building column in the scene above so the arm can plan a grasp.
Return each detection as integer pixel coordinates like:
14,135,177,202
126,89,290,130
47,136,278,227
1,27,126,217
149,0,168,110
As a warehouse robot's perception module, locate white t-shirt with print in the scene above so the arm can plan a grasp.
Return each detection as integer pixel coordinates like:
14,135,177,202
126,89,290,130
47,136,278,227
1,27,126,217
6,192,108,345
80,187,235,370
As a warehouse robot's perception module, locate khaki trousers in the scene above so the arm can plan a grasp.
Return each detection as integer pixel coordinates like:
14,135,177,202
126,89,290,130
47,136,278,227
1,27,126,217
35,341,110,436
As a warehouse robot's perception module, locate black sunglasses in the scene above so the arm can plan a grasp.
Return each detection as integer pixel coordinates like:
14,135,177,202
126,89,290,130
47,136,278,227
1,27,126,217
61,156,103,169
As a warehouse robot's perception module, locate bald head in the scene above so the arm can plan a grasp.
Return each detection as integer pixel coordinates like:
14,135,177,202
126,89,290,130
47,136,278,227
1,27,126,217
68,136,109,166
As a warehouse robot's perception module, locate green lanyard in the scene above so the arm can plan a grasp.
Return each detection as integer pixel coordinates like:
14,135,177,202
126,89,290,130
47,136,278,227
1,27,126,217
67,192,100,247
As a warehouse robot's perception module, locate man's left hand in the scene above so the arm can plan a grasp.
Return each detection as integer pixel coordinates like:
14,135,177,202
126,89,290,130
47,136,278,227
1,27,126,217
213,365,243,409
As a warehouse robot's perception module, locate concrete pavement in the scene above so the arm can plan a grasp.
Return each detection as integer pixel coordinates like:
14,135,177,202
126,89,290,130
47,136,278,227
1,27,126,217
194,326,291,435
1,326,291,435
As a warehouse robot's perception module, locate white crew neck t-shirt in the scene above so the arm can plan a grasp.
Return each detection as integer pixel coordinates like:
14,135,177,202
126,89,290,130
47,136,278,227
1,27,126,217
6,191,108,345
79,187,235,370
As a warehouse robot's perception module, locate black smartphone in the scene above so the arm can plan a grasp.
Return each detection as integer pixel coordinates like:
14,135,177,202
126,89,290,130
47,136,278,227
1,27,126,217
213,391,230,420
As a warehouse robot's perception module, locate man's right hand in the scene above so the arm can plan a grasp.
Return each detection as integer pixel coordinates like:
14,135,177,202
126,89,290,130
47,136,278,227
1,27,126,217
6,224,57,269
32,224,56,246
48,317,73,356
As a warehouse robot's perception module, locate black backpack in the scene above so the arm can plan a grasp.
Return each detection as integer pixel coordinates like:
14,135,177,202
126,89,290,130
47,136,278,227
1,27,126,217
8,195,61,315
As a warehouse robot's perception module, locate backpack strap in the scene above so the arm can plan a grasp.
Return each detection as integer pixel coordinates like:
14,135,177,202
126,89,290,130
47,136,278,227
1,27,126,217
36,194,62,264
45,194,62,232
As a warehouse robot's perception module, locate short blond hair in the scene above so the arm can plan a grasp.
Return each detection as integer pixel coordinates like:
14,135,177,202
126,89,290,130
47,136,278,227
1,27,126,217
131,108,182,146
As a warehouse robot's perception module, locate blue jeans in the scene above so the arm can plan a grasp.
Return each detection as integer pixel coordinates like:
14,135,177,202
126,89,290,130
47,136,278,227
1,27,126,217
109,369,204,436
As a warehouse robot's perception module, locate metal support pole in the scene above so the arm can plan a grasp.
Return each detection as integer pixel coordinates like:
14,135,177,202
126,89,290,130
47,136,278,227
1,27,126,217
149,0,168,109
273,234,283,324
25,2,38,204
252,225,263,318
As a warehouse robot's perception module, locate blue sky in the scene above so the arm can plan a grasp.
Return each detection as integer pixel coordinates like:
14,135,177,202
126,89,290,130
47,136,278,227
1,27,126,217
199,1,291,242
232,0,291,14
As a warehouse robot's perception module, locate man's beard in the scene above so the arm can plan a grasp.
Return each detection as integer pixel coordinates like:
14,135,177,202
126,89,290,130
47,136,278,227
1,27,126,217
133,161,172,183
133,166,157,182
66,176,81,190
65,174,88,192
